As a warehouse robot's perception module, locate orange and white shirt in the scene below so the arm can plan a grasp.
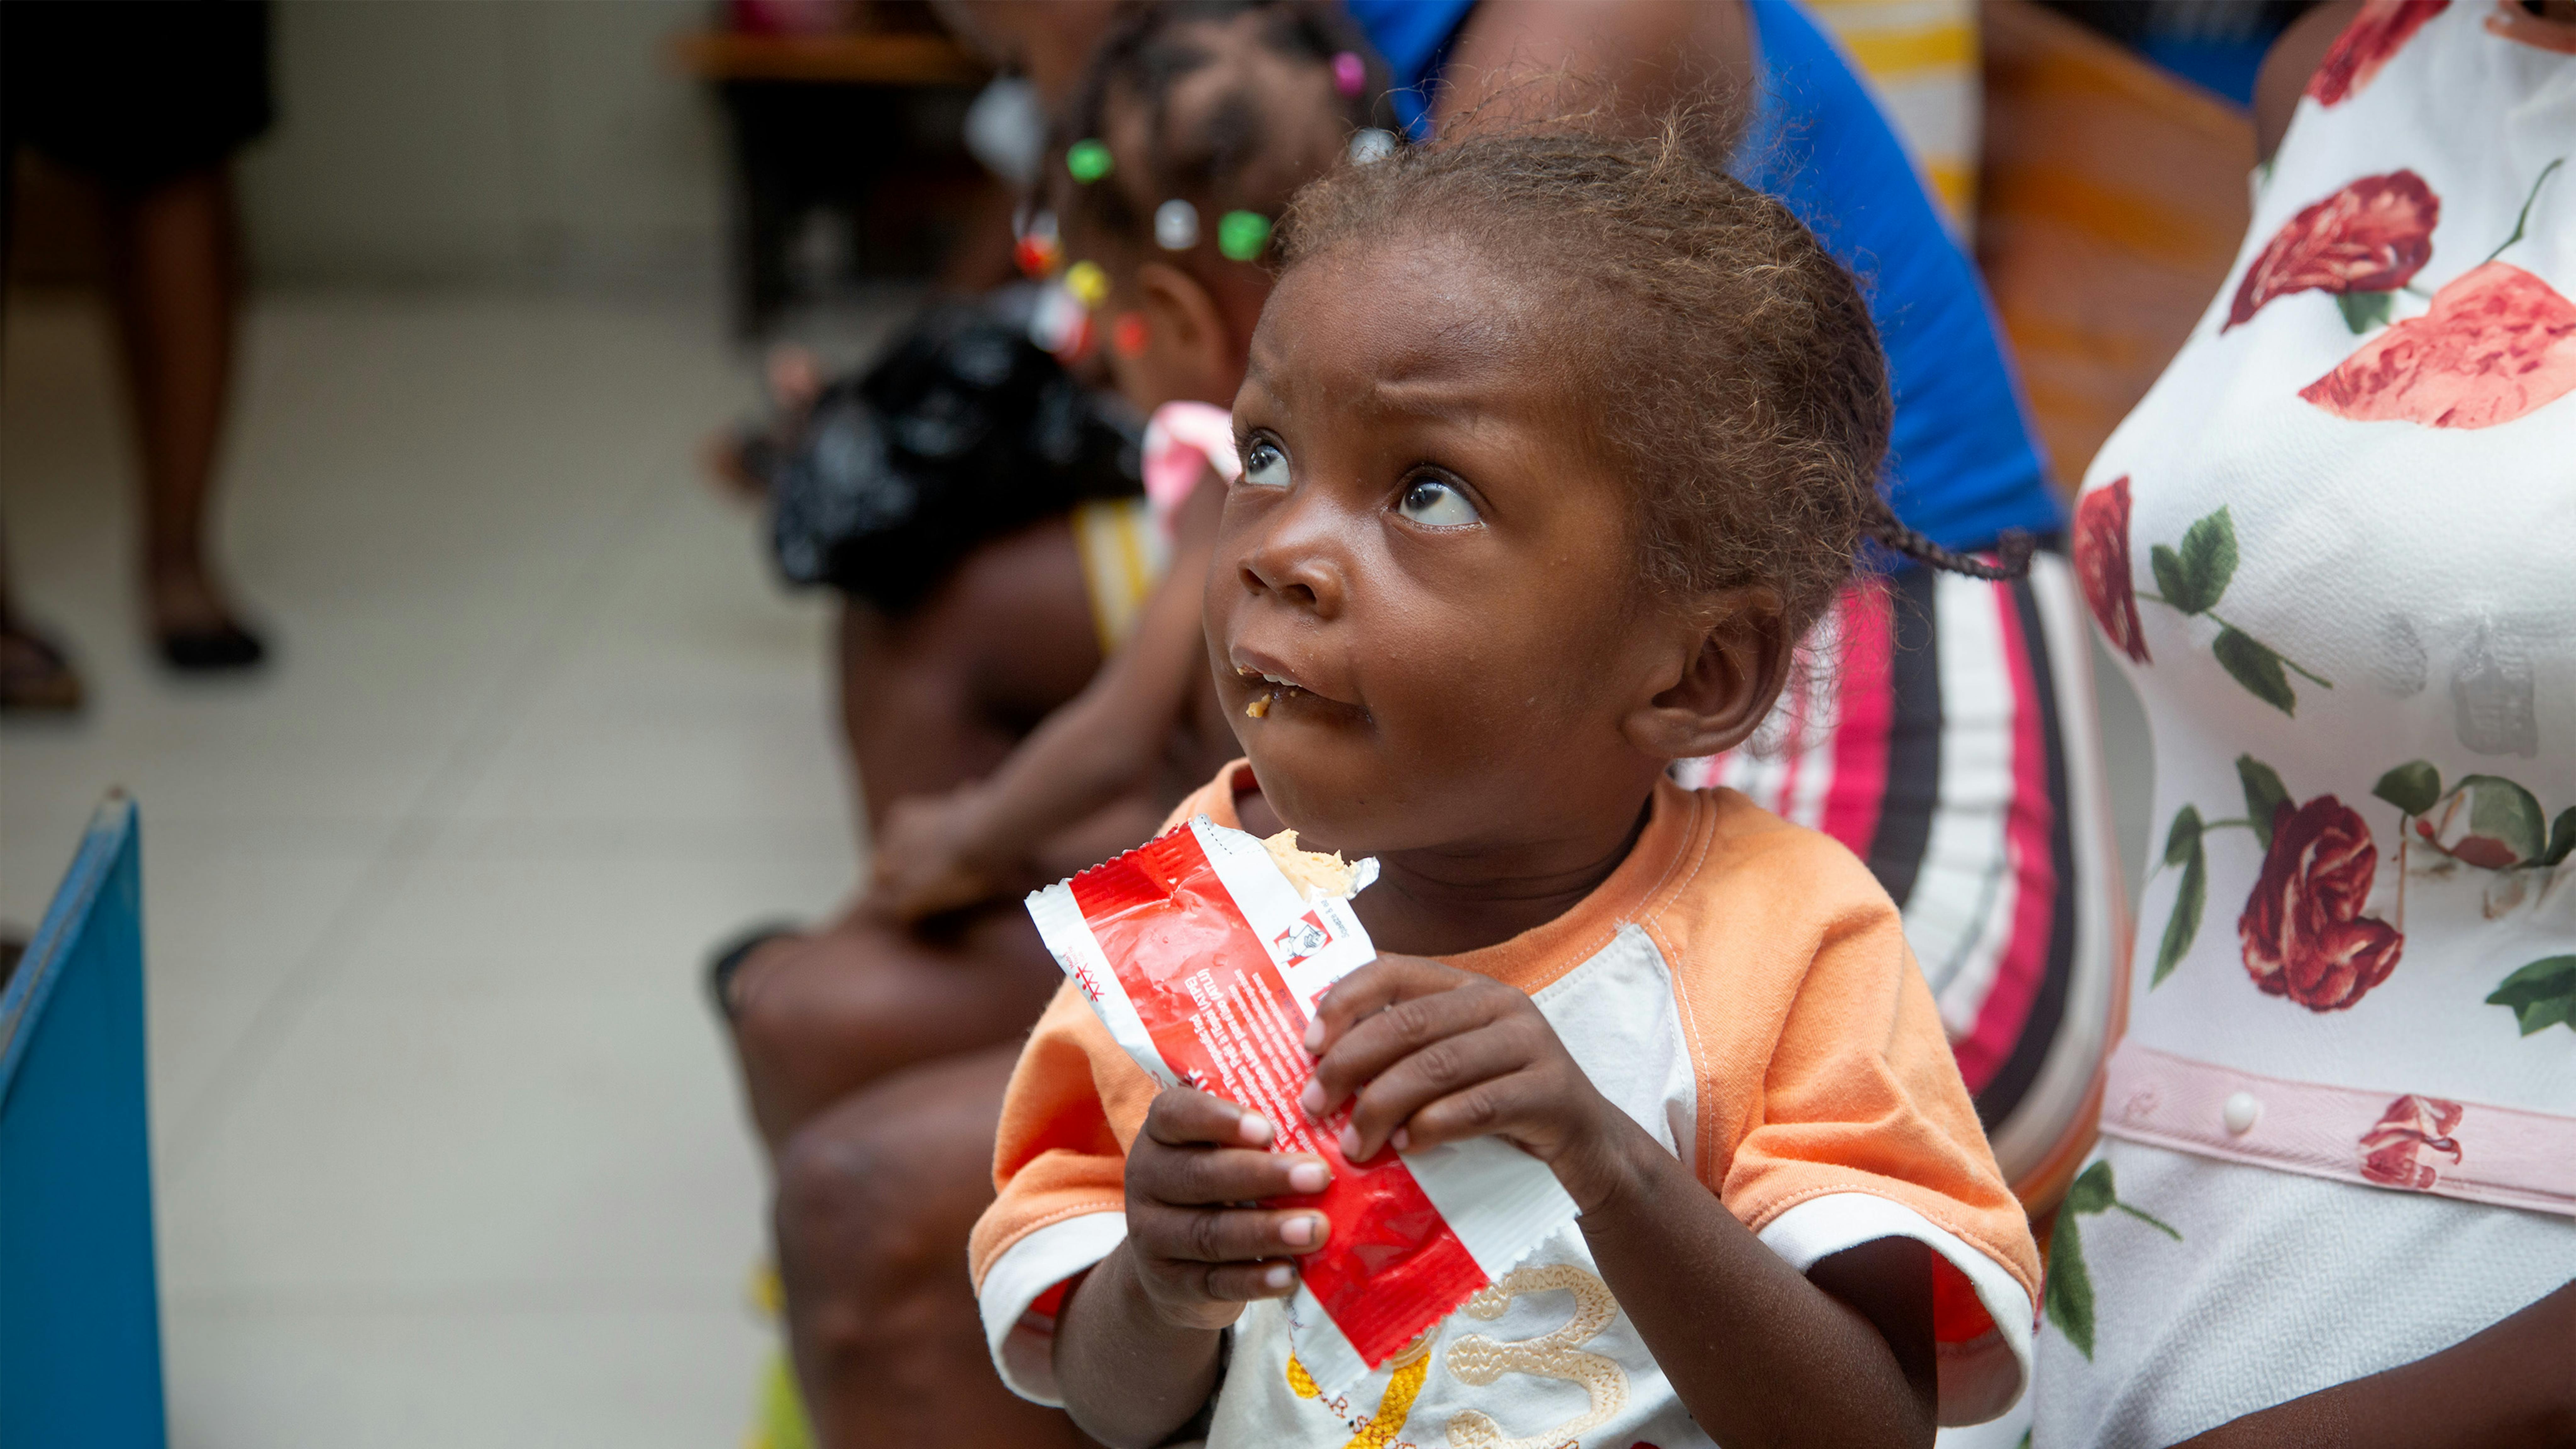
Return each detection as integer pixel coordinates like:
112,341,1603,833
971,764,2044,1443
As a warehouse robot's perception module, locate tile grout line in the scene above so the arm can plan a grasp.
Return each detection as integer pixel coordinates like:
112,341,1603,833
162,476,681,1183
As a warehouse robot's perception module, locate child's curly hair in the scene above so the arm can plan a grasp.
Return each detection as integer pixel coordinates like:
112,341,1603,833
1281,120,2021,643
1050,1,1397,268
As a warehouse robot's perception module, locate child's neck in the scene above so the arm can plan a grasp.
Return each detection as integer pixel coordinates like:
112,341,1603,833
1237,785,1655,958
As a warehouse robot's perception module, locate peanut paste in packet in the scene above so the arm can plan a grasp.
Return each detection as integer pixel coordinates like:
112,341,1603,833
1025,814,1579,1394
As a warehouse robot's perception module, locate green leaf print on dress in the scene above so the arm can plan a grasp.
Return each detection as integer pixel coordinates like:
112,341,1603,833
2486,957,2576,1037
2044,1161,2180,1361
2151,754,2299,983
2154,806,2207,986
2131,508,2332,715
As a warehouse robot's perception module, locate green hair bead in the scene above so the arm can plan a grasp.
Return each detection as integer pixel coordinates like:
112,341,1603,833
1217,210,1273,262
1065,139,1114,184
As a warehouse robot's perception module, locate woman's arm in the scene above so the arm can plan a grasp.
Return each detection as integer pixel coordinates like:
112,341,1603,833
2177,1280,2576,1449
869,475,1227,919
1435,0,1754,140
2252,0,2361,164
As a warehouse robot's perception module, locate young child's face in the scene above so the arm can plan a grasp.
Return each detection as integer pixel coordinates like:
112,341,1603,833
1206,233,1683,855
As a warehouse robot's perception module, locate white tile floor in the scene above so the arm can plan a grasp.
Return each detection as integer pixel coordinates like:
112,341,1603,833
2,288,864,1448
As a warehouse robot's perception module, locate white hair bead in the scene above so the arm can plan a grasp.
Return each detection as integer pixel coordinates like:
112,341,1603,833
1154,198,1200,251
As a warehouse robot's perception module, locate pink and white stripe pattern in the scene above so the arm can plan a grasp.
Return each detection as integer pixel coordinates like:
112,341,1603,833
1677,553,2121,1186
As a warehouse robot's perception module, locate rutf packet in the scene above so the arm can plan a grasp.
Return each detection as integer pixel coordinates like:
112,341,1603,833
1024,815,1579,1394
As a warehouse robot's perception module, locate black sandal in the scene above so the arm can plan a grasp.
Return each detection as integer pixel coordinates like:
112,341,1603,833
1,621,84,712
159,619,268,672
704,922,801,1022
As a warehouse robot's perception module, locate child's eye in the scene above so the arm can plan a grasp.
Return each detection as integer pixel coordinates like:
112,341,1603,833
1241,438,1291,488
1397,477,1480,527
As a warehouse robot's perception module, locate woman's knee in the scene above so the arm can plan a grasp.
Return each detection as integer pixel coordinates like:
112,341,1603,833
728,932,921,1141
772,1057,1012,1353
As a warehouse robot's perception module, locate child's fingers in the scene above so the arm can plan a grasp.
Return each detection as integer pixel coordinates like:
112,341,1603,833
1302,954,1470,1054
1299,977,1509,1117
1385,1068,1554,1157
1133,1141,1332,1208
1196,1258,1306,1302
1332,1022,1532,1161
1143,1084,1278,1150
1133,1200,1334,1266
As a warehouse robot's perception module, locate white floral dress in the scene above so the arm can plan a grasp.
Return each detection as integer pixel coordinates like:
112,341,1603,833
2037,3,2576,1444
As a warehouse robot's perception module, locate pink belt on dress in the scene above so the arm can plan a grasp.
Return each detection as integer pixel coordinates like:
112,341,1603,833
2098,1042,2576,1218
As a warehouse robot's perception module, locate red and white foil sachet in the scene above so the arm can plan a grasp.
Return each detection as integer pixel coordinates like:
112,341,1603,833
1025,816,1579,1394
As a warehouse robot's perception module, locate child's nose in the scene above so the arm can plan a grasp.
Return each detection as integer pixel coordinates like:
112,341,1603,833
1238,501,1348,616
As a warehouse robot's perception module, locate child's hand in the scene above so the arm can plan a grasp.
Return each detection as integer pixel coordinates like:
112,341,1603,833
1123,1086,1335,1330
864,787,1011,923
1299,954,1639,1213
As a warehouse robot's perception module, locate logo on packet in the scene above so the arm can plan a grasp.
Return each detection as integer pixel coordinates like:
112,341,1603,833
1274,910,1334,967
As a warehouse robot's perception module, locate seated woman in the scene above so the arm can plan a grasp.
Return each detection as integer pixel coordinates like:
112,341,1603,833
2038,2,2576,1442
728,2,2118,1443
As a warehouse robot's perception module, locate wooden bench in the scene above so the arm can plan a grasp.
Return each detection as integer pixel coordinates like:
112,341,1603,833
672,26,994,334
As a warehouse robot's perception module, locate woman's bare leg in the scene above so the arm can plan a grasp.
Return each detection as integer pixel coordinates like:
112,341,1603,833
773,1046,1093,1449
102,165,258,659
727,902,1063,1154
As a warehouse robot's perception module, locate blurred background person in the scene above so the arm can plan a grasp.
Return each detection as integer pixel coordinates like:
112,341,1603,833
1,0,276,711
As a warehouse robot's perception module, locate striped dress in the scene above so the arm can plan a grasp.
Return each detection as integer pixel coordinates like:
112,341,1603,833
1677,557,2122,1207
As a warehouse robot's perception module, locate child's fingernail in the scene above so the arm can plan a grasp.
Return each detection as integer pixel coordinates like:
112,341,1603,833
1391,1127,1410,1151
1303,1018,1324,1051
1280,1215,1316,1246
1239,1113,1274,1147
1337,1125,1364,1160
1287,1160,1329,1194
1298,1080,1323,1115
1264,1263,1294,1290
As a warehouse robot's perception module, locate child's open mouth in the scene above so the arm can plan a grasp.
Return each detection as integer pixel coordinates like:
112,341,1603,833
1236,666,1309,719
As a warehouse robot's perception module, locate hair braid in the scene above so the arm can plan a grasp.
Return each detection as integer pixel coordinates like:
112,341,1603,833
1863,497,2035,580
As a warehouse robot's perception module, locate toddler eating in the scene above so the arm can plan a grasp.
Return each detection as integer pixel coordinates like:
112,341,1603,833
970,122,2043,1448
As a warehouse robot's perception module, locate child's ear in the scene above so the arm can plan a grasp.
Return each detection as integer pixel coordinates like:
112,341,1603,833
1130,260,1240,407
1619,591,1792,762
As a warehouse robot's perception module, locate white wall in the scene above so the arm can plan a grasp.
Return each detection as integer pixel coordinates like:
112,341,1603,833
239,0,729,291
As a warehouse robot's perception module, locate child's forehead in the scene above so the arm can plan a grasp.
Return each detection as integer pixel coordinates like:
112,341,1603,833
1255,236,1588,402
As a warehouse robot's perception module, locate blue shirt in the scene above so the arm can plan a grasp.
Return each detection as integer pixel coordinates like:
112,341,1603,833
1343,0,2063,553
1340,0,1473,139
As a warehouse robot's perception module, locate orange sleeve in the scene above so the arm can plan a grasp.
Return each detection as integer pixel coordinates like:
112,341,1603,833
1648,796,2041,1424
1714,844,2036,1292
969,980,1160,1289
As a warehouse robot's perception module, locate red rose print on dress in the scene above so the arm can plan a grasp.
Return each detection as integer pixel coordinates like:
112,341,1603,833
2226,171,2439,331
2238,795,2405,1010
2074,476,2149,663
2306,0,2448,105
2301,262,2576,429
2358,1094,2463,1189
